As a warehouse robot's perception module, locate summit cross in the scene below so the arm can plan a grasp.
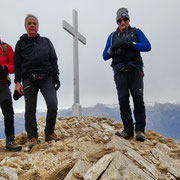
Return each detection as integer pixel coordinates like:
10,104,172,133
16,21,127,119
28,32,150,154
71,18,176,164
62,9,86,116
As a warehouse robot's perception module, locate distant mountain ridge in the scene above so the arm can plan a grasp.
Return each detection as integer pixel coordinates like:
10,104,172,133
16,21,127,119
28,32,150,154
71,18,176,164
0,102,180,141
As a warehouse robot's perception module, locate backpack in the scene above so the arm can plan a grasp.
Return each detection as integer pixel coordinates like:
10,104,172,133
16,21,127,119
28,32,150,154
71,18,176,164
0,41,10,82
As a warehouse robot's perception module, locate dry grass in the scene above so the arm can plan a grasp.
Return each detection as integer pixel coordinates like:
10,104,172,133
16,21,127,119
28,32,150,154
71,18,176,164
48,161,76,180
158,166,168,174
106,118,117,126
158,138,176,147
169,149,180,159
113,123,123,130
146,130,176,147
95,117,106,122
87,147,116,163
19,171,41,180
146,130,162,140
15,132,27,145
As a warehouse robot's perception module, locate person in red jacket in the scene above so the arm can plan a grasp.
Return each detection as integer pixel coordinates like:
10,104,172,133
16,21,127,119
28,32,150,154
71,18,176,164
0,40,22,151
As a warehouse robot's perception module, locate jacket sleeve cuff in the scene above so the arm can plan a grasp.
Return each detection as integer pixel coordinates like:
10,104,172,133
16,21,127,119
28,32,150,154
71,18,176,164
14,78,21,83
107,48,114,56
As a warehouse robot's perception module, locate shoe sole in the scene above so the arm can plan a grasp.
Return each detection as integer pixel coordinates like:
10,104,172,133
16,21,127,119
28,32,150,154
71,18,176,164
6,146,22,152
45,136,60,142
115,131,133,139
45,137,53,142
45,139,51,142
136,136,145,142
28,141,40,149
45,138,60,142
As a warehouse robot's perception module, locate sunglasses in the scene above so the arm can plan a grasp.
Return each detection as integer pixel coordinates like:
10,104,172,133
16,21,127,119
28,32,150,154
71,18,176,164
118,18,129,23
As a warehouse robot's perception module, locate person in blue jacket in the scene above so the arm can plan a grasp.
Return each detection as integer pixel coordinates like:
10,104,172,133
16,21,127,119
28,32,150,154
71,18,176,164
103,8,151,141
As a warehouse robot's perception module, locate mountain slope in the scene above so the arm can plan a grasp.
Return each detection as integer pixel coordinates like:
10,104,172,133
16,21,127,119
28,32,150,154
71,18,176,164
0,116,179,180
0,102,180,141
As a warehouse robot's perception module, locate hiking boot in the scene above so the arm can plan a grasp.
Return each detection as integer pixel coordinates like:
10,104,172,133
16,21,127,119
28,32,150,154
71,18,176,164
45,133,59,142
6,140,22,152
27,137,40,148
115,130,133,139
136,131,145,142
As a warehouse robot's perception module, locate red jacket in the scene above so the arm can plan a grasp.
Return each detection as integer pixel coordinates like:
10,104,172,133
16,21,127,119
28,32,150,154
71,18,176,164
0,41,14,81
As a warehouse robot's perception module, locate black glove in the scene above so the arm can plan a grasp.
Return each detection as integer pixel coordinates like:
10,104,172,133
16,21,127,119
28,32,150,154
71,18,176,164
53,75,60,91
111,41,134,52
111,42,124,52
13,90,23,101
121,42,134,49
114,48,126,56
0,65,8,73
108,47,126,57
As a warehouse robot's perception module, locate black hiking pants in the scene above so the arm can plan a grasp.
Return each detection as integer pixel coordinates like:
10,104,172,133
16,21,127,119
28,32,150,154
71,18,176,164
22,77,58,140
114,69,146,136
0,82,15,142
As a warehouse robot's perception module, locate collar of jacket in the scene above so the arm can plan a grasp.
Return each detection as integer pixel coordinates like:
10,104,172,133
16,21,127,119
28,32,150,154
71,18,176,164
116,25,132,34
20,33,40,41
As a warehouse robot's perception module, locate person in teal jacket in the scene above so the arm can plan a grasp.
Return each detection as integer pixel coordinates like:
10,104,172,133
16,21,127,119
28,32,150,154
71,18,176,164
103,8,151,141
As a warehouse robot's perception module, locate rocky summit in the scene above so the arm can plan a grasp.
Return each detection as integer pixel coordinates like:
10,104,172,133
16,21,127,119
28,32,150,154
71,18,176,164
0,116,180,180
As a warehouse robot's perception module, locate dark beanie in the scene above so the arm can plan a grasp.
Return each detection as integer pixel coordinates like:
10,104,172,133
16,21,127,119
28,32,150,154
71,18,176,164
116,8,130,22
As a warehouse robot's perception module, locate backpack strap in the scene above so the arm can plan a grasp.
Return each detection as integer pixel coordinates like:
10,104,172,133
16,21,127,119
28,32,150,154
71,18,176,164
131,27,138,39
2,42,7,54
0,41,9,64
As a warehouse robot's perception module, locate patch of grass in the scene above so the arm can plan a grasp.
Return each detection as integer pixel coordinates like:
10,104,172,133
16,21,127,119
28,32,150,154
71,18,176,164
158,166,168,174
48,161,76,180
169,149,180,159
146,130,162,140
15,132,27,145
146,130,176,147
20,171,41,180
87,147,115,163
113,123,123,130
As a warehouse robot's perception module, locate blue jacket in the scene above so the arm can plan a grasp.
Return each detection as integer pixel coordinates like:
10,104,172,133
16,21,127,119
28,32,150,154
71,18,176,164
103,27,151,72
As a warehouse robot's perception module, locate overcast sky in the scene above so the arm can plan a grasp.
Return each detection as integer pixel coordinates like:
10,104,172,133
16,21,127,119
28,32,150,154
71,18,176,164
1,0,180,112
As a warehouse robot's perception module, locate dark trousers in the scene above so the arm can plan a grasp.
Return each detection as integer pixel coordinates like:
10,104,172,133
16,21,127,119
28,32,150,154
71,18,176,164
114,69,146,135
22,77,58,140
0,82,15,141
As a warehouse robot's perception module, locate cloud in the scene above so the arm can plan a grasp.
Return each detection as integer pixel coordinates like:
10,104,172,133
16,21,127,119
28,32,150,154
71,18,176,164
1,0,180,110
